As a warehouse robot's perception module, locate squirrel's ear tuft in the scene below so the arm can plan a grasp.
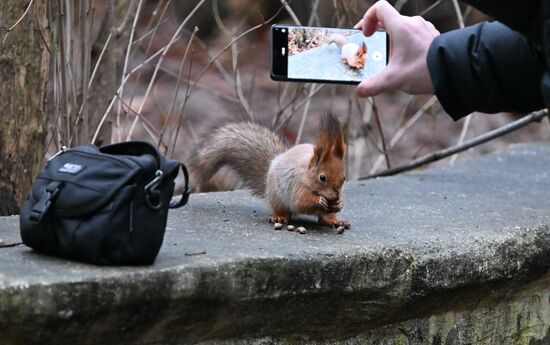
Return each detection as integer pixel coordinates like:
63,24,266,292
357,42,367,57
332,118,345,160
317,113,345,161
310,144,324,168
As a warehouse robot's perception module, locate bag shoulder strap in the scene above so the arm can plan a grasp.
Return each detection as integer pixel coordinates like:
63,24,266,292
169,163,190,209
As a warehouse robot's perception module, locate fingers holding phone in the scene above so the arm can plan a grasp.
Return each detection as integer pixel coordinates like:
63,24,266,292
354,0,401,36
354,1,440,97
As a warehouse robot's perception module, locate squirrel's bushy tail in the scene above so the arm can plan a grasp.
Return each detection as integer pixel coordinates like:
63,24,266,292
192,122,287,197
328,33,348,48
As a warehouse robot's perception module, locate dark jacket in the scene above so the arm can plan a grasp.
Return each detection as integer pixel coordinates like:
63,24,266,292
426,1,547,120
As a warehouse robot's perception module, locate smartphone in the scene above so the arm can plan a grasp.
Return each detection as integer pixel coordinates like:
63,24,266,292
270,24,388,85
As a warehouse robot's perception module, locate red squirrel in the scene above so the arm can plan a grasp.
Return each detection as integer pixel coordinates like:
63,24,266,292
192,113,349,228
329,34,367,70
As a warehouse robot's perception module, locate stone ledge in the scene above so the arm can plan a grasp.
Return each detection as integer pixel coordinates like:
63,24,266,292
1,143,550,344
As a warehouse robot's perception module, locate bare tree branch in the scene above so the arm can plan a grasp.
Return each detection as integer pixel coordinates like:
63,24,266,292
372,98,391,169
370,96,438,174
364,109,549,179
279,0,301,25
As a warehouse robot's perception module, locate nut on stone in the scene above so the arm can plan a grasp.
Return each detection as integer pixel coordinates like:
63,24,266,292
287,225,295,232
297,226,306,234
274,222,283,230
336,226,345,234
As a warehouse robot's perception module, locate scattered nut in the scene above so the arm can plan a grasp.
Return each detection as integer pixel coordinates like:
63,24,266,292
287,225,295,232
274,222,283,230
0,239,4,245
297,226,306,234
336,226,345,234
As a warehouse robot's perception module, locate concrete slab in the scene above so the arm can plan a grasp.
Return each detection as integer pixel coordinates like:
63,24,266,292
1,143,549,344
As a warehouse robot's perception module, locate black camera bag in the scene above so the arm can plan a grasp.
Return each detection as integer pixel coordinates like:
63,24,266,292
19,141,190,265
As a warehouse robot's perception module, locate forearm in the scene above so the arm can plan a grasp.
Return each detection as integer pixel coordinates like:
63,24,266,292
427,21,546,120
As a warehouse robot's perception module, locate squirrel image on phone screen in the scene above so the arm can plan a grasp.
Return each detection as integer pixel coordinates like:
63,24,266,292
329,33,367,69
192,113,349,228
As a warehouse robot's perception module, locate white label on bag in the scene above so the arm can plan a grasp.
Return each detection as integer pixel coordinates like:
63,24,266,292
58,163,85,175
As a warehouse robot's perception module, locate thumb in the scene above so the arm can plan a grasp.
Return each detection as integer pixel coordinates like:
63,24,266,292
355,69,394,98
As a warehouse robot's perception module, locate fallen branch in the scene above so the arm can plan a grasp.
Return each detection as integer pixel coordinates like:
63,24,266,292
363,109,549,179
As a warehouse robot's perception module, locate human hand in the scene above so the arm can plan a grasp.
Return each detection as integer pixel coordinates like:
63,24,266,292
354,1,440,97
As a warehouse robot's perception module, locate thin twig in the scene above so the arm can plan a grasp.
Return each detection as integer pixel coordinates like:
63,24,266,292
450,113,471,165
394,0,408,11
372,98,391,169
352,100,374,179
354,101,379,154
115,94,167,147
276,85,325,132
131,18,169,45
126,0,207,141
296,84,319,144
2,0,35,44
158,27,199,150
158,65,240,103
116,0,138,36
419,0,443,17
308,0,321,26
232,41,255,120
192,35,236,88
370,96,438,174
188,6,285,102
279,0,301,25
88,33,112,89
364,109,549,179
170,49,195,158
124,0,171,140
213,0,231,35
92,38,180,143
117,0,144,140
451,0,466,29
447,0,468,165
274,84,304,127
34,0,52,54
57,0,70,145
79,0,91,143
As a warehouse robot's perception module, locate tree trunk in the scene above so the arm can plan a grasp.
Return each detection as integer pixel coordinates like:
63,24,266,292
0,0,49,215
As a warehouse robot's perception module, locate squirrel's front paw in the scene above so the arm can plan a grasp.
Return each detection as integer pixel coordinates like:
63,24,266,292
328,198,343,213
270,215,289,224
318,196,330,211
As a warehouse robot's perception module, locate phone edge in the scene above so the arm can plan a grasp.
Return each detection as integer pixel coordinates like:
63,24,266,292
269,24,386,85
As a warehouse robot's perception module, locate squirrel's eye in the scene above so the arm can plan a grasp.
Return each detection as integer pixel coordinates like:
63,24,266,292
319,174,326,183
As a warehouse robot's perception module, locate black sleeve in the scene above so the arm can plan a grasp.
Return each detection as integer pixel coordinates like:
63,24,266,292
460,0,542,42
427,21,546,120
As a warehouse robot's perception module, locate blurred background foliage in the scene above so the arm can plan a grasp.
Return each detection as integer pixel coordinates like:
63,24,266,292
2,0,549,211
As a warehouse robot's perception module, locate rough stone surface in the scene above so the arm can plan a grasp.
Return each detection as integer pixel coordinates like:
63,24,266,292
1,143,550,344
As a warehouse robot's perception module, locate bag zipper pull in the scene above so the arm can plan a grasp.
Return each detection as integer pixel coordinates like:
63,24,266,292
48,146,68,161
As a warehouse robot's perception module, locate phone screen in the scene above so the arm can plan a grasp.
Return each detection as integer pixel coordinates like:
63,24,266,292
271,25,388,85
